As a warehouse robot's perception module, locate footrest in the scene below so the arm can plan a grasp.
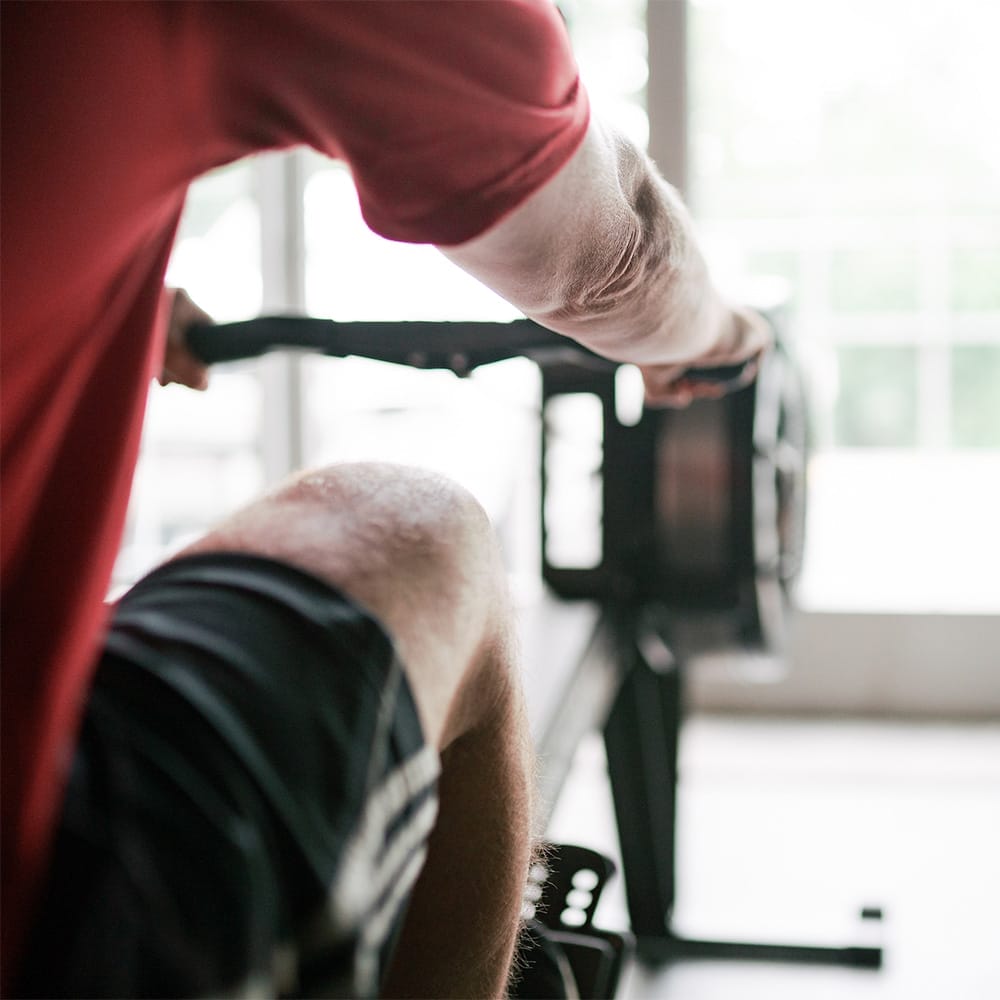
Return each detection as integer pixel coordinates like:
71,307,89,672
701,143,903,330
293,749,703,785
515,844,634,1000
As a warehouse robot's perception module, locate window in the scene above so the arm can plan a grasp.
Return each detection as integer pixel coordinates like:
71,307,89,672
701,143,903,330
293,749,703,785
684,0,1000,612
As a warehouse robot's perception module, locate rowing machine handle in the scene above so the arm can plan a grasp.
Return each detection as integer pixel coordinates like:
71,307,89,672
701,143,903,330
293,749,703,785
184,315,753,386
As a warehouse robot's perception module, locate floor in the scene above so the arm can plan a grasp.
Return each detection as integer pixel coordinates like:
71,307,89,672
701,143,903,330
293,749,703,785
546,715,1000,1000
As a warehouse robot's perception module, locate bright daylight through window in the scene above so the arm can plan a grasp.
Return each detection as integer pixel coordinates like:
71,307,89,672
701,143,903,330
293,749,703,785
687,0,1000,613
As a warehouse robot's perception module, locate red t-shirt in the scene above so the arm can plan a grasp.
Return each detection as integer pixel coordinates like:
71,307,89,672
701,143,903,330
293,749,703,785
1,0,588,971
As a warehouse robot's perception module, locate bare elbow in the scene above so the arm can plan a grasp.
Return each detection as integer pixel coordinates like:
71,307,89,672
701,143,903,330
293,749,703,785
542,167,687,343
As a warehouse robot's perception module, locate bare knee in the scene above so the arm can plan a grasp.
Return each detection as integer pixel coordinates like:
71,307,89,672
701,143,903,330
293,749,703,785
180,462,516,748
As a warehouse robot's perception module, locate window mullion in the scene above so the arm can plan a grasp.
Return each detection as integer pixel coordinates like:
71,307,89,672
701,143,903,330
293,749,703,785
254,150,308,482
646,0,688,193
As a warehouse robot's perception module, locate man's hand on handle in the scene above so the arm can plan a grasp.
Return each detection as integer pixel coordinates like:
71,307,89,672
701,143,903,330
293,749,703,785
639,304,773,408
158,288,212,391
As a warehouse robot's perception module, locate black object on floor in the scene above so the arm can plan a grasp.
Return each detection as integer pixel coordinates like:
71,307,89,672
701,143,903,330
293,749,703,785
514,843,634,1000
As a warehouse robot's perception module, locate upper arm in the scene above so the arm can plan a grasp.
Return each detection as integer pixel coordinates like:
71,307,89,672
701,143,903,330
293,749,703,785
198,0,589,246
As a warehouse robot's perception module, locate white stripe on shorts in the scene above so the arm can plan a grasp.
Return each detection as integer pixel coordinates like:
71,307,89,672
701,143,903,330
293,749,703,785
330,743,439,925
300,743,439,955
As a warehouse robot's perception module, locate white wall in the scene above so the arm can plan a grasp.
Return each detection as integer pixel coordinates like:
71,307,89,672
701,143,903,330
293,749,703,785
688,611,1000,719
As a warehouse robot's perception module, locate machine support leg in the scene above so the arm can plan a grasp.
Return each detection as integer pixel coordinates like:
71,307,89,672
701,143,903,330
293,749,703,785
603,614,884,969
603,619,682,948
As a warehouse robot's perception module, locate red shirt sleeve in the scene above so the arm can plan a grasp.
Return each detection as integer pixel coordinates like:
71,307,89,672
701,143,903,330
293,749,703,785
187,0,590,245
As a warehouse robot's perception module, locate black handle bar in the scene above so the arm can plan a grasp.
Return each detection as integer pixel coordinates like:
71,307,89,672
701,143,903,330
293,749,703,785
185,315,752,388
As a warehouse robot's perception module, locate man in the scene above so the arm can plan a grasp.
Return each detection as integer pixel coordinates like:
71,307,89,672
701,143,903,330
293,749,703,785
1,2,767,995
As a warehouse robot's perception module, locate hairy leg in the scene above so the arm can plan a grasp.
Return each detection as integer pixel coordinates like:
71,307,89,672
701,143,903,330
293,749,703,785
381,633,532,999
179,462,532,996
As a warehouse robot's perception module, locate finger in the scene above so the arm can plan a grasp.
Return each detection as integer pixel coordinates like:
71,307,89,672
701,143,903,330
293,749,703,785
161,288,213,390
160,353,210,391
643,380,693,408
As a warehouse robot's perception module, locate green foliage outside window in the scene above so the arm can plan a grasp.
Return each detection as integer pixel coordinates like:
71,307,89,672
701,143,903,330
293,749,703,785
834,347,918,448
830,249,920,313
951,249,1000,312
951,347,1000,448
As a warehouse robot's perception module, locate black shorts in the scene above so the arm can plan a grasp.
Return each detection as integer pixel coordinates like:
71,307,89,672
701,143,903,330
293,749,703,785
17,553,439,999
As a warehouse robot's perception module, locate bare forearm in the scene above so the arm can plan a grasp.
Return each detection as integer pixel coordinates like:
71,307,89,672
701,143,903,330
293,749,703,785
444,118,743,366
532,136,733,366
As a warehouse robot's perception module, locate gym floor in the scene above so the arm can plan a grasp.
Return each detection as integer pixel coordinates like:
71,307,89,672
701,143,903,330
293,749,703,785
547,715,1000,1000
